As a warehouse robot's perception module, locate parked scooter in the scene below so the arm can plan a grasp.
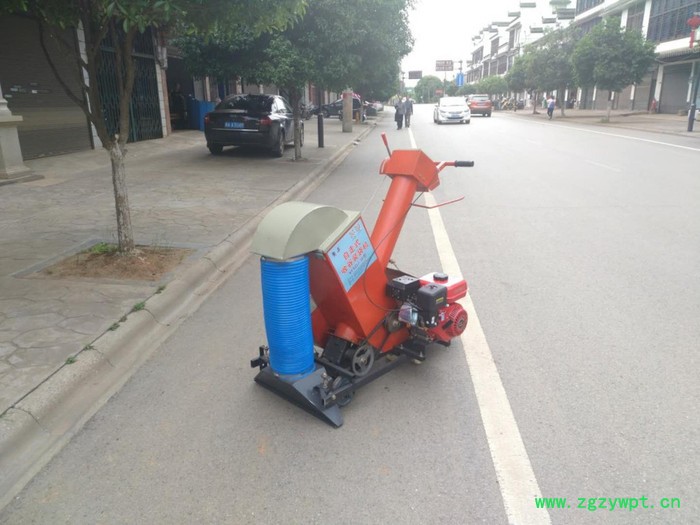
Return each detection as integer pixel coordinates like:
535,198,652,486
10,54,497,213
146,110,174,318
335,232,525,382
301,103,319,120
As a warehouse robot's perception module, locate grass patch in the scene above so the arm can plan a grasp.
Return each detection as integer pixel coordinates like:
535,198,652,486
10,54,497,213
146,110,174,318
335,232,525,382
109,323,120,331
89,242,117,255
131,301,146,312
65,356,77,365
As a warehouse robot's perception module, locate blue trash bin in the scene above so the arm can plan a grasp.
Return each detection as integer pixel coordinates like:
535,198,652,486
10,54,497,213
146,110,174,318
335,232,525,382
199,101,216,131
187,97,198,130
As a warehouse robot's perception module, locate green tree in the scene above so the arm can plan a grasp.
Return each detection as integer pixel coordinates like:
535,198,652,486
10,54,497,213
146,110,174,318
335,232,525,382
505,52,540,113
457,83,478,96
476,76,508,97
572,18,656,121
415,75,443,103
174,30,262,88
528,27,580,116
1,0,305,253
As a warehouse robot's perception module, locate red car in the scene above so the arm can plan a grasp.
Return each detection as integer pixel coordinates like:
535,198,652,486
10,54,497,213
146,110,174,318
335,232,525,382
468,94,493,117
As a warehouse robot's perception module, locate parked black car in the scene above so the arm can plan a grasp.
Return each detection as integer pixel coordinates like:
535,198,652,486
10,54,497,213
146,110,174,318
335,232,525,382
321,97,362,118
203,94,302,157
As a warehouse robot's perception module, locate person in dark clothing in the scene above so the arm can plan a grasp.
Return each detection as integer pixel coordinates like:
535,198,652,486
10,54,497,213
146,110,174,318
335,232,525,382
170,83,186,129
404,97,414,128
394,97,406,129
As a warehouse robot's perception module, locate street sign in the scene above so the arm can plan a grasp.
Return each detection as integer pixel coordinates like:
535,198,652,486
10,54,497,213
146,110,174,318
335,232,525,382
456,72,464,87
435,60,454,72
408,70,422,80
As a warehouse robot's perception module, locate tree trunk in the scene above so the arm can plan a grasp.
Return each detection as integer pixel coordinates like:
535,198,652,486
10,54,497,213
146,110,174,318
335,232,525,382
289,89,303,160
559,86,566,117
606,91,613,122
532,91,540,114
108,142,135,253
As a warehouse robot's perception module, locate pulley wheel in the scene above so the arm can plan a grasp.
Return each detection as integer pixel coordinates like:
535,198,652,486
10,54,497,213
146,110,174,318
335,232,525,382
351,345,375,376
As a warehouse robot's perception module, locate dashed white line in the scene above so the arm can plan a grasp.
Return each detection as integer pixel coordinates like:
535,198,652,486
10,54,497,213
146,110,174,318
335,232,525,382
587,160,621,172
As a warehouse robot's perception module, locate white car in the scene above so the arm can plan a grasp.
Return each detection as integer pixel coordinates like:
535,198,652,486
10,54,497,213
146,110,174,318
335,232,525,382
433,96,471,124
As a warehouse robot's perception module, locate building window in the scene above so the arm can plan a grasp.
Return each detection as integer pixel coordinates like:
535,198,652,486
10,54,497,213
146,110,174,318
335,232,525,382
491,38,499,56
579,17,602,35
626,2,645,33
648,0,700,42
576,0,604,16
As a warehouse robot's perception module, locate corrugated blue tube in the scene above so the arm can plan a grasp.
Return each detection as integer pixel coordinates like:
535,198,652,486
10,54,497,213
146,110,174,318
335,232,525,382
260,256,315,378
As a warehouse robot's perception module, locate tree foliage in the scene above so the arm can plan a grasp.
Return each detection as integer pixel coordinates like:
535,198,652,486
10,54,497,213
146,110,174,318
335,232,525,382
475,76,508,96
526,27,580,115
572,18,656,93
414,75,443,103
175,0,413,159
179,0,413,100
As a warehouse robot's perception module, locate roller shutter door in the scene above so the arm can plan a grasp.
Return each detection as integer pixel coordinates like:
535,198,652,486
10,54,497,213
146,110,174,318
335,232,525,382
660,63,692,115
0,15,92,159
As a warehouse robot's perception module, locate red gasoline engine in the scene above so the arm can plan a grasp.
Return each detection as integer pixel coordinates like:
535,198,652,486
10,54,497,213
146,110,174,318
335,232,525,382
250,134,474,427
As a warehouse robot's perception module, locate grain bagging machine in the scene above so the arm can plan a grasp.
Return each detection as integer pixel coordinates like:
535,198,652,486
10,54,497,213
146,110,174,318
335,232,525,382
250,134,474,427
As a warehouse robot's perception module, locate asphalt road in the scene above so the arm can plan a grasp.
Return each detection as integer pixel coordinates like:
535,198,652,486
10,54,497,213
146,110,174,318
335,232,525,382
1,106,698,524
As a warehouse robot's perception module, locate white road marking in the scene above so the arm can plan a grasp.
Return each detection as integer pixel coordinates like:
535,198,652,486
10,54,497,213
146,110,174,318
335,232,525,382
586,160,621,172
555,124,700,152
409,128,551,525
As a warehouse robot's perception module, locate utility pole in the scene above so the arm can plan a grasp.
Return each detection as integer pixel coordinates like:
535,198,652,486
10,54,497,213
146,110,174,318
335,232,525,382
688,65,700,132
686,14,700,131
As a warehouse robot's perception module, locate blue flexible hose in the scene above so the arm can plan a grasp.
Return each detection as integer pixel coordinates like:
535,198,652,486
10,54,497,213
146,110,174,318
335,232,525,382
260,256,315,378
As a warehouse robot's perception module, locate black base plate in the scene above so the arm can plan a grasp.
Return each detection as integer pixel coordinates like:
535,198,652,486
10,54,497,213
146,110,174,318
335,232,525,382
254,365,343,428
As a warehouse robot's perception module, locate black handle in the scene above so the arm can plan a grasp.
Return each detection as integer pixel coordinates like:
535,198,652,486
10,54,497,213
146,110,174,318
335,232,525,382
454,160,475,167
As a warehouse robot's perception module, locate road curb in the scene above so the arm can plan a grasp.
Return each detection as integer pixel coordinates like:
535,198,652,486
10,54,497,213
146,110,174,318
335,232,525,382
0,121,376,511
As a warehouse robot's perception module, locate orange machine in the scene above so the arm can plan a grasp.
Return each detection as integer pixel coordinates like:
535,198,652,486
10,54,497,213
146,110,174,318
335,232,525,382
250,134,474,427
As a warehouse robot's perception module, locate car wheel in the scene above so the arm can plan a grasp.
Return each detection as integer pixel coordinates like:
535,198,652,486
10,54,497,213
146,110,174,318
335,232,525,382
208,143,223,155
272,131,284,157
487,112,492,117
323,110,330,118
465,119,471,124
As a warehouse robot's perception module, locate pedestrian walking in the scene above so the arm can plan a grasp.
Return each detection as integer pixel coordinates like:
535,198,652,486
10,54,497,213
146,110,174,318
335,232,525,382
547,95,556,120
394,97,406,129
404,97,414,128
169,83,186,129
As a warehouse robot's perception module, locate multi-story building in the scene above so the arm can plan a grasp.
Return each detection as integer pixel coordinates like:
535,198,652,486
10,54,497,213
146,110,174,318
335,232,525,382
465,0,700,115
576,0,700,114
466,1,575,85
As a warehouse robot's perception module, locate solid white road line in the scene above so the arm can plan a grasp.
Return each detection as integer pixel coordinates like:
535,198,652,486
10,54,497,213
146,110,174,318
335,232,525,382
555,125,700,152
409,128,551,524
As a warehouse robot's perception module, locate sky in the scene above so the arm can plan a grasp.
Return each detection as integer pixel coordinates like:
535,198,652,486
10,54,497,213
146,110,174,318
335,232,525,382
401,0,518,87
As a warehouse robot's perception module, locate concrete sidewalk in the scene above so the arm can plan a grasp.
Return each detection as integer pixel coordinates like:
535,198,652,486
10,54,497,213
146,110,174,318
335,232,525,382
507,106,700,138
0,115,377,506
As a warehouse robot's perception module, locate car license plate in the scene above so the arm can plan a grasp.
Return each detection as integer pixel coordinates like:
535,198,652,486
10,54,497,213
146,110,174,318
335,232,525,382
224,121,244,129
